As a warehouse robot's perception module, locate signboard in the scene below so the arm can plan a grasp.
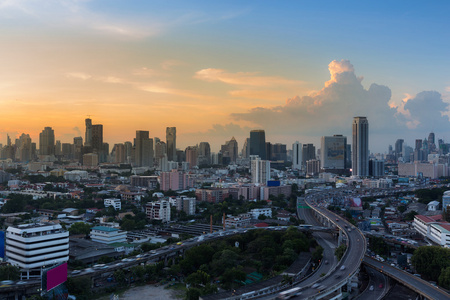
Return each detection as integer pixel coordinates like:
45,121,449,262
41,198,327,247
45,263,68,292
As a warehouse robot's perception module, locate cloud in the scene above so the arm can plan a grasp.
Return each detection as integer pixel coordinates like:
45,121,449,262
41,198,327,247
66,72,92,80
194,68,303,87
72,126,81,136
230,59,396,136
395,91,449,130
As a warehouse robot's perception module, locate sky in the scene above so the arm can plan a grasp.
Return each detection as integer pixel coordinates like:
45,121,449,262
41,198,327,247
1,0,450,153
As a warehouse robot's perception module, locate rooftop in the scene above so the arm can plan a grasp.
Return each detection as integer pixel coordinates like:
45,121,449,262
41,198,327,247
91,226,119,232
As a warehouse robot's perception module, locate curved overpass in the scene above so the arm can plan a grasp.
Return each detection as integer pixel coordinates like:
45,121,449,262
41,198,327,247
363,256,450,299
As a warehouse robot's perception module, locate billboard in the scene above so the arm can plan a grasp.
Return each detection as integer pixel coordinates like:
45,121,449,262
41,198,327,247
267,180,280,187
0,231,4,259
349,197,362,207
46,263,68,292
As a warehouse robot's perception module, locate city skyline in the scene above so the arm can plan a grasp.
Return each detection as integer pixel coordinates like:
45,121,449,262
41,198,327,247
1,1,450,152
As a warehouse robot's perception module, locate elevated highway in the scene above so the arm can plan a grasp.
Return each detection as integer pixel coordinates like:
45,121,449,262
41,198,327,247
363,256,450,299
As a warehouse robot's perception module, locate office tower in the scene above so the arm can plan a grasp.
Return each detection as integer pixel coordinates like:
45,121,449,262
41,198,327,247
198,142,211,165
154,137,160,145
61,143,72,160
114,143,126,163
271,143,287,162
6,223,69,279
221,137,238,163
124,141,132,163
185,146,198,168
414,139,423,161
250,130,266,159
395,139,404,160
369,159,385,177
73,137,83,161
428,132,436,152
320,135,347,171
155,141,167,166
352,116,369,176
16,133,32,162
55,140,62,156
302,144,316,168
39,127,55,156
85,118,92,147
292,142,302,170
166,127,176,161
250,156,270,184
135,131,154,167
306,159,321,176
91,124,103,153
241,138,250,158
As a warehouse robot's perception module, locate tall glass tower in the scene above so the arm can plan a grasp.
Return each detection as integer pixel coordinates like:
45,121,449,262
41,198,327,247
250,130,266,160
352,117,369,176
166,127,176,161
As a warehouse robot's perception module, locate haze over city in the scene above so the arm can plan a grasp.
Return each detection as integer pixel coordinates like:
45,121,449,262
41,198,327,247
1,1,450,152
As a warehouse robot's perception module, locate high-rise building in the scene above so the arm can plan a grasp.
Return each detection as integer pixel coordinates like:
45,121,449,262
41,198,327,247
146,200,171,223
114,143,126,163
352,116,369,176
241,138,250,158
39,127,55,156
198,142,211,165
320,135,347,171
414,139,423,162
369,159,385,177
221,137,238,163
55,140,62,156
134,131,154,167
250,156,270,184
73,137,83,161
270,143,287,162
395,139,404,160
166,127,176,161
16,133,32,162
6,223,69,280
91,124,103,153
85,118,92,147
302,144,316,168
292,142,302,170
250,130,266,159
185,146,198,168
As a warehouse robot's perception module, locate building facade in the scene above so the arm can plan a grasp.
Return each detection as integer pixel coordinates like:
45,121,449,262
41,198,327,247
352,116,369,176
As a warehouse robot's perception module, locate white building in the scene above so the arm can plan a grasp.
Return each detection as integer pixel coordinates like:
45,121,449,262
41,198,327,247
6,223,69,279
250,208,272,219
104,198,121,210
90,226,127,244
429,223,450,247
427,201,440,211
251,156,270,184
146,200,171,222
63,170,89,181
292,142,302,171
443,191,450,212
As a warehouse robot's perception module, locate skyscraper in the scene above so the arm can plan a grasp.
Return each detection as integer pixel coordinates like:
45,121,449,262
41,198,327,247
320,135,347,171
250,130,266,159
198,142,211,165
395,139,404,160
85,118,92,147
352,116,369,176
221,137,238,163
135,131,154,167
292,141,302,170
302,144,316,168
250,156,270,184
166,127,176,161
39,127,55,156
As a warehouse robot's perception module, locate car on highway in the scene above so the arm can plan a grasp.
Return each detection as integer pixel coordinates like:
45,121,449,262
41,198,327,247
0,280,14,286
379,283,383,288
340,265,346,271
369,285,374,291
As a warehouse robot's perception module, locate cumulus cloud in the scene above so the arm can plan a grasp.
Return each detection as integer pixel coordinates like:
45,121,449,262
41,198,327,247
230,60,396,136
394,91,449,130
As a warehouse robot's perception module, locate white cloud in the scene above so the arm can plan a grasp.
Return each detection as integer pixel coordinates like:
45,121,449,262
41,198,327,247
194,68,303,87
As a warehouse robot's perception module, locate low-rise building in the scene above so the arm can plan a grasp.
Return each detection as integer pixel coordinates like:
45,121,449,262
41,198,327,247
104,198,121,210
176,196,196,215
250,208,272,219
90,226,127,244
224,213,251,228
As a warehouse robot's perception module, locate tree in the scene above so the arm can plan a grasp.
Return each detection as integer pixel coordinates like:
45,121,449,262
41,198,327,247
68,222,92,236
404,210,418,221
114,269,127,286
66,276,92,299
411,246,450,281
0,265,20,281
439,266,450,289
185,287,201,300
335,244,347,260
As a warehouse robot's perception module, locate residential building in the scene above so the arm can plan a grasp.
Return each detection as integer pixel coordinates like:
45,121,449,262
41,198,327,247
159,169,194,191
195,188,229,203
134,131,154,167
104,198,121,210
250,208,272,219
166,127,176,162
251,156,270,184
292,141,302,171
6,223,69,279
176,196,196,215
146,200,171,222
39,127,55,156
